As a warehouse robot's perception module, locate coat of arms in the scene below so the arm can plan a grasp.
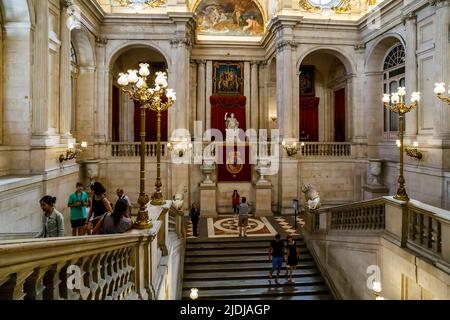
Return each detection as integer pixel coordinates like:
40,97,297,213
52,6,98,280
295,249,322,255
226,151,243,177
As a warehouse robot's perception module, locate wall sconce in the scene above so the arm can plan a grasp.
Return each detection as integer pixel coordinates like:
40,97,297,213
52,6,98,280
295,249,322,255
270,114,277,122
189,288,199,300
371,281,385,300
167,142,193,157
282,141,303,157
59,141,87,163
434,82,450,105
405,141,423,160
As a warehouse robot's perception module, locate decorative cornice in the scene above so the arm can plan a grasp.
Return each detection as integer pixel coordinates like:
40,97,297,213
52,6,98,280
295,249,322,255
61,0,74,8
275,40,297,53
354,43,366,51
428,0,450,6
401,12,416,25
95,36,108,45
170,37,192,48
194,59,206,65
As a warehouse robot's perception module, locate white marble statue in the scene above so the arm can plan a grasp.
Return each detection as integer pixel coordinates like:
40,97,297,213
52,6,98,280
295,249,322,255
301,184,321,210
172,193,184,210
225,112,239,140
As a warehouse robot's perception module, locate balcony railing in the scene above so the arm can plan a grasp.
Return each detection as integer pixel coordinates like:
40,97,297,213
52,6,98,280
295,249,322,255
110,142,166,158
300,142,352,157
330,198,385,231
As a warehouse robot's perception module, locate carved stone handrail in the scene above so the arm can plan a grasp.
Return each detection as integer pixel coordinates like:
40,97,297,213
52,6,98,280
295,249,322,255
0,225,161,300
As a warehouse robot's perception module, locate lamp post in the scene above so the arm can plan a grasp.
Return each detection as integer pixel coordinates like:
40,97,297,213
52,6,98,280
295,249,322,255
117,65,176,228
382,87,420,201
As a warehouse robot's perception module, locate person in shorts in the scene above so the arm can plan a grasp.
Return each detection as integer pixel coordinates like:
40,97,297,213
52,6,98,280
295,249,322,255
269,234,285,284
68,182,89,236
238,197,250,237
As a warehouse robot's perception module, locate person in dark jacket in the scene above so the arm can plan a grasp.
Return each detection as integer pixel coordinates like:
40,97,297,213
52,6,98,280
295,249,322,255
190,202,200,237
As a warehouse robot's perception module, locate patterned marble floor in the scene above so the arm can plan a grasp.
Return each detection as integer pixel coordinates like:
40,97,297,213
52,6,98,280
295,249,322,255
185,214,307,240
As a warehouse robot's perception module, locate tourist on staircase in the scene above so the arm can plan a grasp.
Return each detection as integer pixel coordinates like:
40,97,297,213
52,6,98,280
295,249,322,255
67,182,89,236
85,182,113,235
116,188,131,217
268,234,285,285
190,202,200,237
232,190,240,220
238,197,250,237
285,235,300,284
36,196,65,238
92,199,133,234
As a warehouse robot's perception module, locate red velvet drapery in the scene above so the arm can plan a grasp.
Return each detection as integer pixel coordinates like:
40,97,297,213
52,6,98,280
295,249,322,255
134,101,168,142
334,88,346,142
112,86,120,142
217,145,251,182
210,95,246,140
299,97,319,141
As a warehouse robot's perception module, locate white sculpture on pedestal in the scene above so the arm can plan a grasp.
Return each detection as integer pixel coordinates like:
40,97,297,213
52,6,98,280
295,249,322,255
368,159,383,186
301,184,321,210
225,112,239,141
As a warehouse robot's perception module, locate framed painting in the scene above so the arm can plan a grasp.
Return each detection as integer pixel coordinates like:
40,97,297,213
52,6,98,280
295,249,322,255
213,61,244,96
299,65,315,96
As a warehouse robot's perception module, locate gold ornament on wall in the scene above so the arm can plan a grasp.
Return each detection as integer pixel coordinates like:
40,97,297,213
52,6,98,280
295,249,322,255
113,0,166,8
299,0,321,13
331,0,352,14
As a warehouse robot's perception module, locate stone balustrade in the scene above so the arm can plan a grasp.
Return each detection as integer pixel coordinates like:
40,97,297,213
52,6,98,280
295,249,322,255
329,198,386,231
110,142,167,158
406,200,450,264
300,142,352,157
0,202,186,300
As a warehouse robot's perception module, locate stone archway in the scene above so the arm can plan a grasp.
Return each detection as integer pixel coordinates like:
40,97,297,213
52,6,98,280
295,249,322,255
296,48,355,142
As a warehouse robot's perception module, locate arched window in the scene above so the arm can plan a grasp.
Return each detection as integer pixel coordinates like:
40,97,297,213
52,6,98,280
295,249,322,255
383,43,405,137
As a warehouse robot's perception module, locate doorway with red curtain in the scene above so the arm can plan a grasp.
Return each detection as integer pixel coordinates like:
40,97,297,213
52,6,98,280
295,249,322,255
334,88,346,142
299,97,319,141
210,95,246,140
133,101,168,142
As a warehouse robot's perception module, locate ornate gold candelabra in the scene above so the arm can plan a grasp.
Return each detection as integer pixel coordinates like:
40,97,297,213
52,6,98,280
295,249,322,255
59,141,87,163
382,88,420,201
117,65,176,228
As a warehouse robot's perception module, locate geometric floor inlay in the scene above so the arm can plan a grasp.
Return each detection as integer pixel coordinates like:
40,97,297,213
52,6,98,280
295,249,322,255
207,216,278,238
273,216,305,236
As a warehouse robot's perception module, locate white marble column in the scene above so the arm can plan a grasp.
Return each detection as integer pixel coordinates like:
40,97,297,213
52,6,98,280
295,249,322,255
244,61,251,130
250,61,259,130
276,39,297,140
206,61,213,131
31,0,52,146
196,60,206,126
364,72,384,148
351,46,366,143
433,1,450,140
95,37,107,146
259,61,268,130
59,8,73,142
404,12,418,138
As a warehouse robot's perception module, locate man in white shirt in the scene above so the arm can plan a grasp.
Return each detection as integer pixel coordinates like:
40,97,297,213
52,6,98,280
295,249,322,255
116,188,131,217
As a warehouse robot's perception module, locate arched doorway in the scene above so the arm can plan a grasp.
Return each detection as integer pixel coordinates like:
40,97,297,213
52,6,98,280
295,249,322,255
110,46,168,142
298,49,352,142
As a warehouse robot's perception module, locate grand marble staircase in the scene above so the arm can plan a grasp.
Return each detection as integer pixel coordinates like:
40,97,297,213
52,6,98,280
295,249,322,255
182,236,333,300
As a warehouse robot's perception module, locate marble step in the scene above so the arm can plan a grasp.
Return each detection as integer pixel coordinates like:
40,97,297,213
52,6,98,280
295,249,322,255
185,248,309,257
182,284,330,299
186,241,305,250
185,254,312,264
183,268,321,281
187,236,292,244
184,260,317,272
183,276,325,290
224,294,334,300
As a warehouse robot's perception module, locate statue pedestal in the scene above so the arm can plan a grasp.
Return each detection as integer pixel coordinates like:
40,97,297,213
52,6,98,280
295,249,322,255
253,180,272,216
363,159,388,199
200,182,217,217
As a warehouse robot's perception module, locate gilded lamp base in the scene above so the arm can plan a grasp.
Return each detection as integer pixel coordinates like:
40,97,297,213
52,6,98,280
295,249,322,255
134,193,152,229
134,209,153,229
151,191,166,206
